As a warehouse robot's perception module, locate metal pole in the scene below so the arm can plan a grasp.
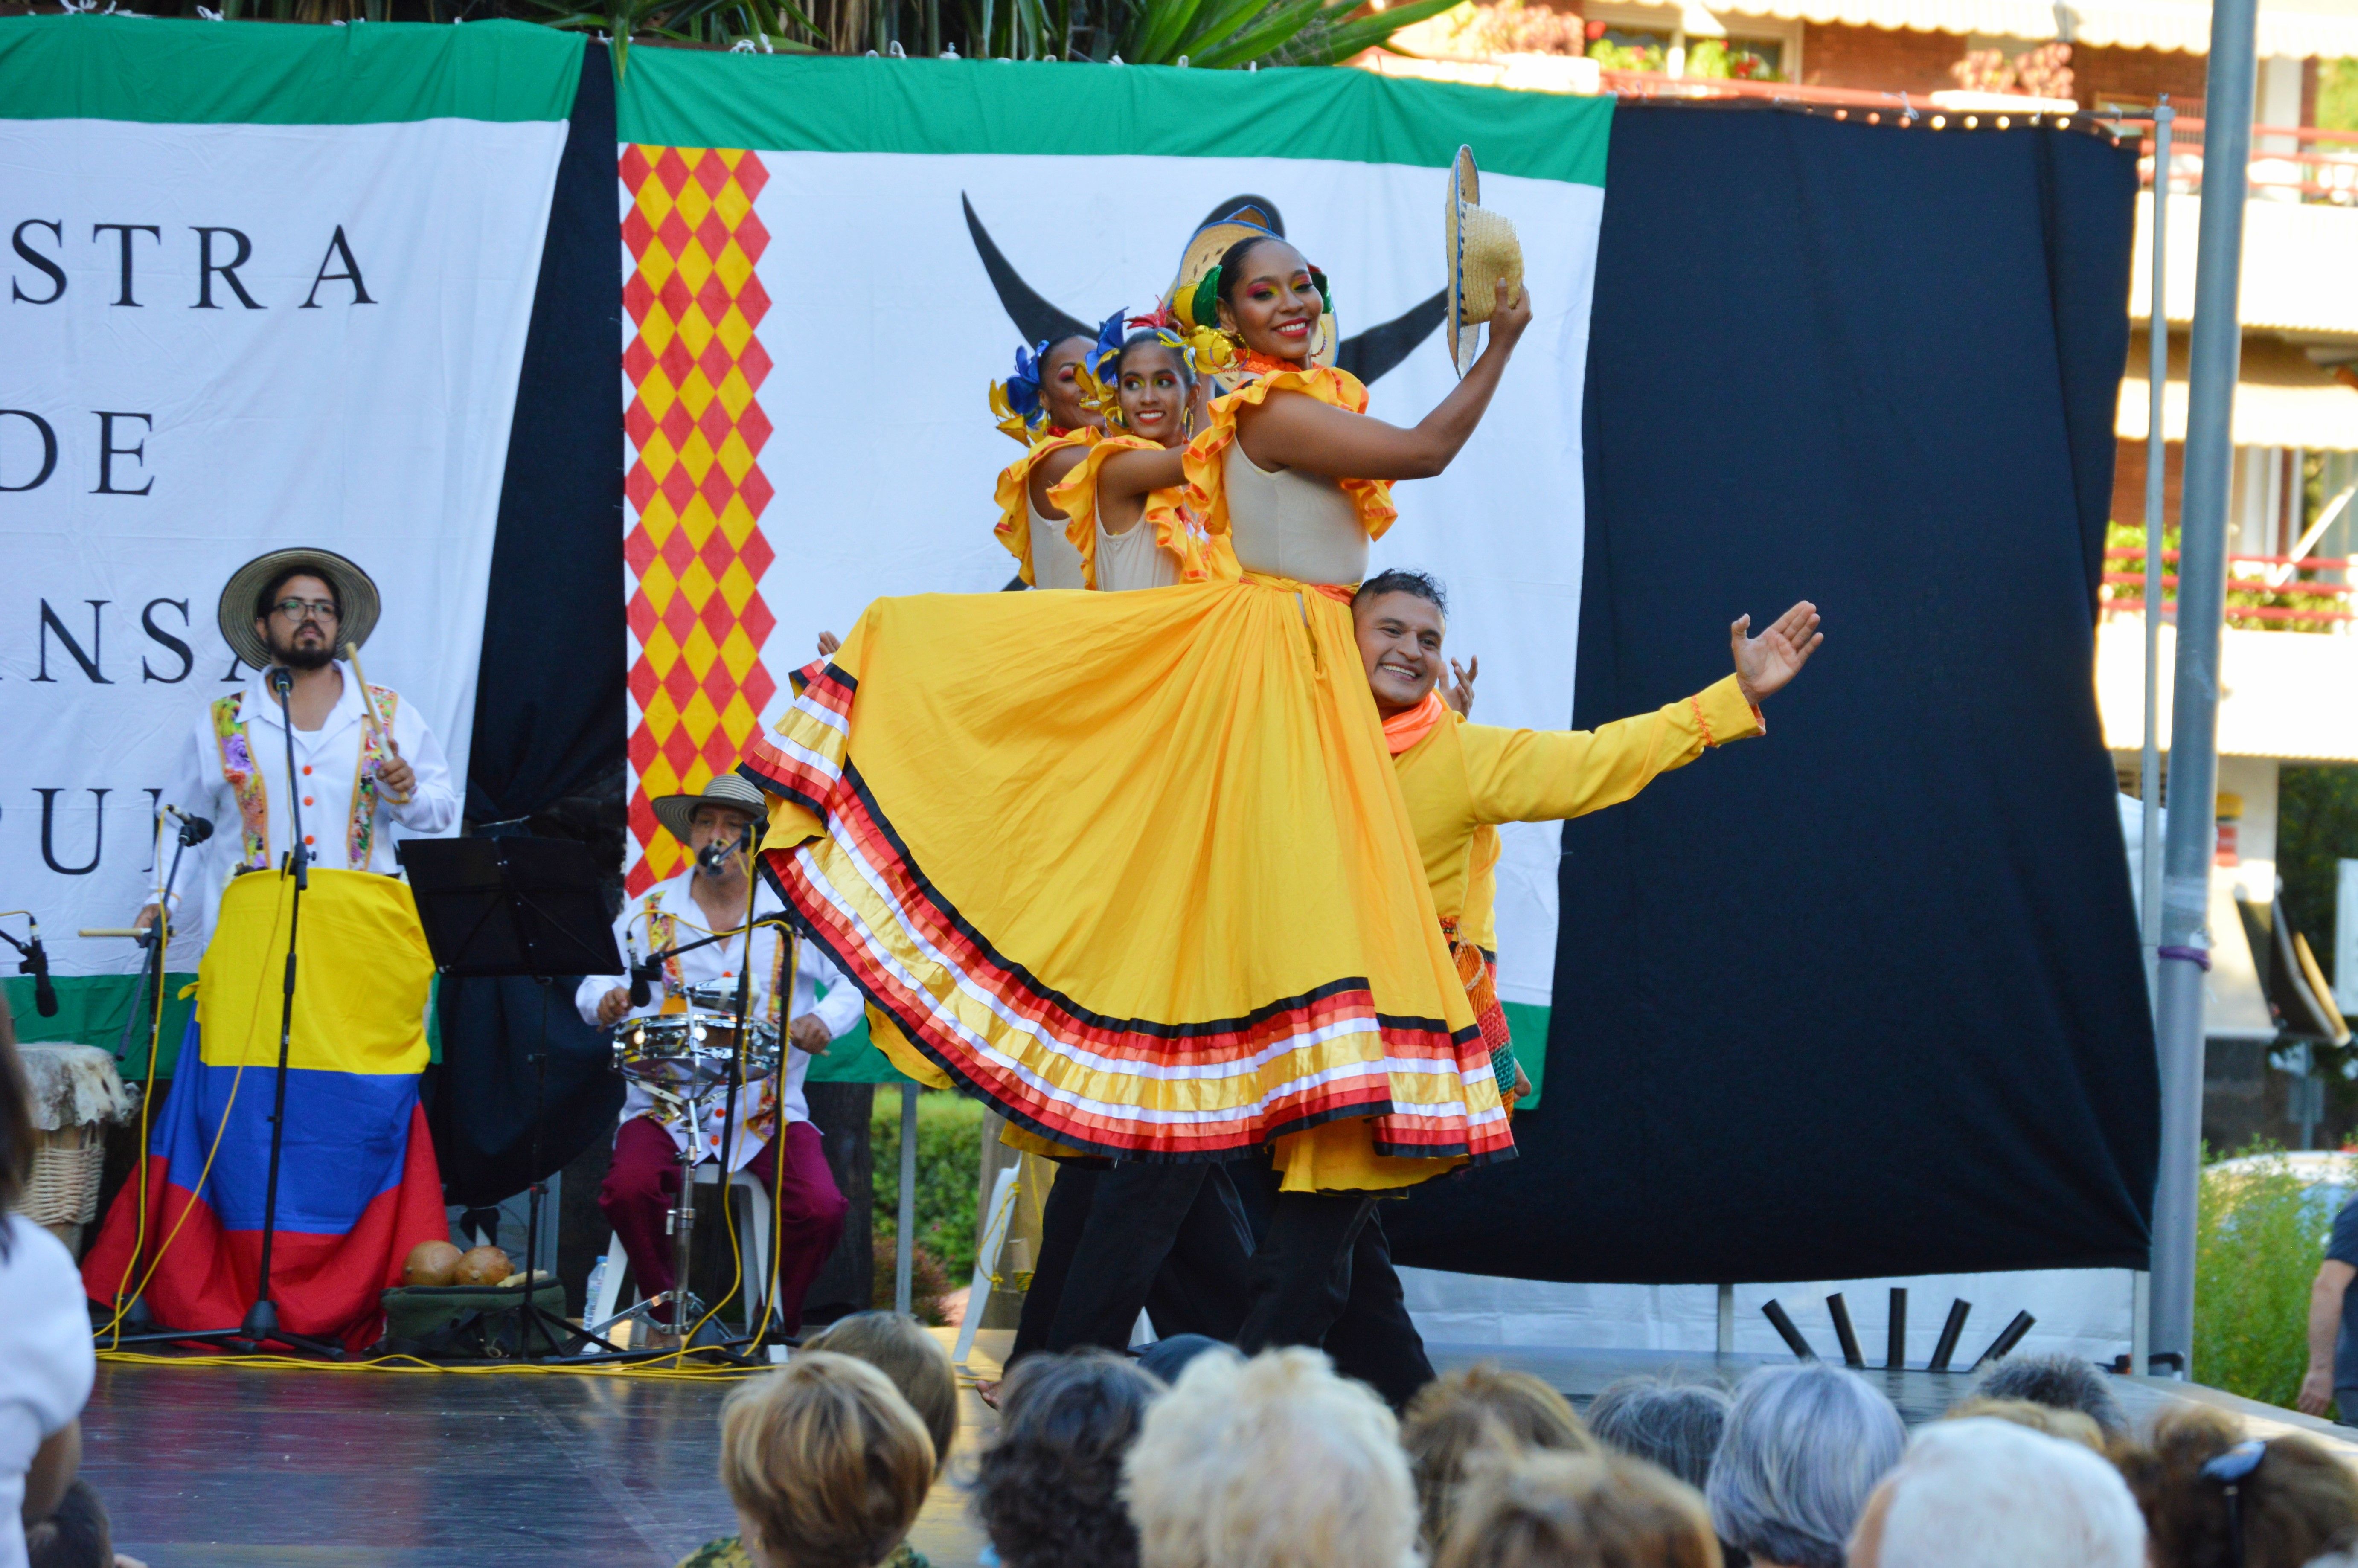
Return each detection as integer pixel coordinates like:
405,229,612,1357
2140,102,2174,1007
2150,0,2261,1379
894,1080,918,1315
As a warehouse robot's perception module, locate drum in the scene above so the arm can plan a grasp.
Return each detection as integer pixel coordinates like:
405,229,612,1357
611,1013,781,1094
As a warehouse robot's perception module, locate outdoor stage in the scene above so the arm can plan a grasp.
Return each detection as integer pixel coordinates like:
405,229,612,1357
76,1331,2358,1566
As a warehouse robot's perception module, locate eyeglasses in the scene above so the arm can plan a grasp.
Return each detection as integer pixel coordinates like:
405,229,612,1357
2201,1439,2266,1568
270,598,340,623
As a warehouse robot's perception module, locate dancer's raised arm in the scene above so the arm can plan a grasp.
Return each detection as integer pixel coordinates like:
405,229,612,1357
1218,241,1533,481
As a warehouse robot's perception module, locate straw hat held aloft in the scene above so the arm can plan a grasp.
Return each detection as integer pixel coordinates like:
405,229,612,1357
1447,146,1526,379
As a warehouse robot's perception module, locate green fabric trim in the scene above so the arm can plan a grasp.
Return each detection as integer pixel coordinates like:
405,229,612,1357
0,16,581,126
1504,999,1549,1107
802,990,917,1086
4,973,197,1079
616,54,1611,188
4,970,445,1076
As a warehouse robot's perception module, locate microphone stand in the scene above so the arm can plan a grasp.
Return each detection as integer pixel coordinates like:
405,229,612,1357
236,668,341,1359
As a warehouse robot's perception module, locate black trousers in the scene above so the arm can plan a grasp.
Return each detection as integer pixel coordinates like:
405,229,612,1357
1236,1188,1435,1411
1009,1160,1256,1367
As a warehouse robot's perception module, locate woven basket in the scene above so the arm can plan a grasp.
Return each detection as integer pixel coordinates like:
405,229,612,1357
24,1126,106,1253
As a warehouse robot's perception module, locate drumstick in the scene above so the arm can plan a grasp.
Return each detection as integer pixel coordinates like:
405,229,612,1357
341,642,412,805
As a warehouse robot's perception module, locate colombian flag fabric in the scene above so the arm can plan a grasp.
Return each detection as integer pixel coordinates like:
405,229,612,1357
84,870,447,1352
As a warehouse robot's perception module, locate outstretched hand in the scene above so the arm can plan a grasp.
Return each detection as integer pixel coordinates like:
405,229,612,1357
1731,601,1822,705
1442,655,1479,717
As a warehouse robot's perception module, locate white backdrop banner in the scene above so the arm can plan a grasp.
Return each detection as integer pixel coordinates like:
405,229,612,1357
0,17,579,1022
613,55,1611,1090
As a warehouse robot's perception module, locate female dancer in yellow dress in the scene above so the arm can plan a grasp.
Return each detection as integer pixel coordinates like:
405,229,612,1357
990,323,1109,590
741,224,1533,1203
1051,315,1237,590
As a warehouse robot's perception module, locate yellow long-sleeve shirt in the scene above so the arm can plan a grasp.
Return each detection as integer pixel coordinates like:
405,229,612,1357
1397,673,1765,939
1272,673,1766,1193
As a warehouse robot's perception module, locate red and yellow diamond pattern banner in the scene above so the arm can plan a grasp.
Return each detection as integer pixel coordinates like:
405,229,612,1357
620,145,779,894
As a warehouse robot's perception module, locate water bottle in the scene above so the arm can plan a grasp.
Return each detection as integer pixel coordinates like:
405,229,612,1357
584,1254,608,1314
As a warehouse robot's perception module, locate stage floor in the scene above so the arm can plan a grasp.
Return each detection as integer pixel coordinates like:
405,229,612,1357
79,1334,2358,1566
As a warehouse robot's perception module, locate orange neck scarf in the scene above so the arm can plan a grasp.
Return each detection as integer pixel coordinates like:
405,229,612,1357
1382,690,1448,756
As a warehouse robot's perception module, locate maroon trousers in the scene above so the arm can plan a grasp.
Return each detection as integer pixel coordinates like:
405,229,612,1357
599,1115,846,1332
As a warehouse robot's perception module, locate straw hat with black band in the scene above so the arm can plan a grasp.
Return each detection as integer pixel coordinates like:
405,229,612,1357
218,546,382,674
651,775,768,851
1446,145,1525,379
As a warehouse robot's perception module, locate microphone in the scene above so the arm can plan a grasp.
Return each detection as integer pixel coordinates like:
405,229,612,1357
626,938,651,1009
269,665,294,697
23,920,56,1018
165,805,215,846
697,823,756,875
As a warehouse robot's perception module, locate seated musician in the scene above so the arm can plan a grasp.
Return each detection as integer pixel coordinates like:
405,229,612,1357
574,777,861,1336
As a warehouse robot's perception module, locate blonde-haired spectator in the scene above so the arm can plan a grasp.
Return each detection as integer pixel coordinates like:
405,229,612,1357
679,1351,936,1568
803,1311,961,1478
1123,1347,1418,1568
1435,1449,1722,1568
1401,1362,1597,1549
1939,1396,2104,1453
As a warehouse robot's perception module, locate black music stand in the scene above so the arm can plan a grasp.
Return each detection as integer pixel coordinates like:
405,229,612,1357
397,836,622,1358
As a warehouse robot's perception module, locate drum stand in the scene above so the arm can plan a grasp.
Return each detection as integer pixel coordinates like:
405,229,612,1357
584,911,796,1356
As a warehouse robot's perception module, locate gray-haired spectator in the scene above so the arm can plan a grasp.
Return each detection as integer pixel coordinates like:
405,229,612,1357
1848,1417,2143,1568
1969,1352,2128,1440
1586,1376,1733,1490
1707,1363,1904,1568
972,1350,1161,1568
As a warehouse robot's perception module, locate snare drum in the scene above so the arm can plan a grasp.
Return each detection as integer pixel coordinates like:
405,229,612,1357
612,1013,782,1093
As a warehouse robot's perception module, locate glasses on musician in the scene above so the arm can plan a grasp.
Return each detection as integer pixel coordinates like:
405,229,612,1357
270,598,340,622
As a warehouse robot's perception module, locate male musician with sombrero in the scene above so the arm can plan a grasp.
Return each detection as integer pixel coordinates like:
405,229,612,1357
136,547,456,940
574,775,861,1337
84,548,459,1349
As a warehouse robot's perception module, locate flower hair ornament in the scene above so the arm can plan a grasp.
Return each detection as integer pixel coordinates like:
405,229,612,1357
988,337,1053,445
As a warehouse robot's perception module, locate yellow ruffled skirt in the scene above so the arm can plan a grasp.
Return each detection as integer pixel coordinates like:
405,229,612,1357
742,576,1513,1190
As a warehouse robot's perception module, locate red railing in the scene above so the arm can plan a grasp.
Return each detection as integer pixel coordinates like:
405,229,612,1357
2110,119,2358,203
2100,545,2358,625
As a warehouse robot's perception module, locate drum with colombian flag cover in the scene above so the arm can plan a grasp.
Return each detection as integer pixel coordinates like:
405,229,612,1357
82,868,451,1352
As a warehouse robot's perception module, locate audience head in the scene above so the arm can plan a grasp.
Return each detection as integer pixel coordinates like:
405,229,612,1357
2113,1406,2358,1568
1436,1449,1722,1568
1401,1362,1596,1548
1848,1417,2143,1568
1586,1376,1733,1490
1125,1347,1419,1568
24,1481,111,1568
1968,1353,2128,1441
973,1350,1161,1568
803,1311,960,1476
1939,1396,2104,1452
717,1351,935,1568
1705,1363,1904,1568
1135,1333,1224,1386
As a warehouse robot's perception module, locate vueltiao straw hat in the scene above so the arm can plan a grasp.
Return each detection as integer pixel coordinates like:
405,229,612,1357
218,546,381,674
1447,146,1525,378
1166,198,1337,370
651,773,767,847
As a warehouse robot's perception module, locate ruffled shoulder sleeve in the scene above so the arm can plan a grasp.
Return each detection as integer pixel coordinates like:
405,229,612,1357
1181,365,1398,544
1047,433,1161,590
992,429,1096,583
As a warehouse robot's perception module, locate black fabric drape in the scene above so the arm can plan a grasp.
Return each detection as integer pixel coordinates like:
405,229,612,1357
431,45,628,1204
1388,106,2155,1285
464,41,625,826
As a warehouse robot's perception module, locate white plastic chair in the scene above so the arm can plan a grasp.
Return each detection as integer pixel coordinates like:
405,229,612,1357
589,1163,774,1336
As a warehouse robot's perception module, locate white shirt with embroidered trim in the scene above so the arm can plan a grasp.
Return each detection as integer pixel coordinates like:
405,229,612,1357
573,870,862,1171
155,659,458,944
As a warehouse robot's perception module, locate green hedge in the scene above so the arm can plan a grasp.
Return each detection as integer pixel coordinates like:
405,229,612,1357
871,1090,985,1284
2195,1144,2337,1409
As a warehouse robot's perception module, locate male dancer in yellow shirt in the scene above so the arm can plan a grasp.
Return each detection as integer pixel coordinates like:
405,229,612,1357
1250,569,1823,1407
